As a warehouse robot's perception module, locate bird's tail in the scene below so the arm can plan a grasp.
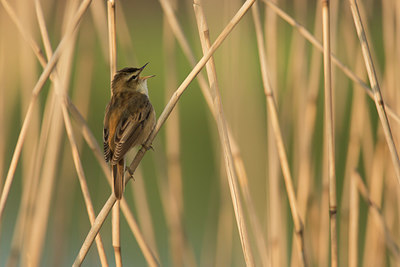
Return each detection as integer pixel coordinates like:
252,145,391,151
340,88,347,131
112,160,125,199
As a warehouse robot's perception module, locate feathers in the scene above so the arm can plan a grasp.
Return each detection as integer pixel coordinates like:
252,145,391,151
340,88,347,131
103,128,111,162
103,90,156,199
112,160,125,199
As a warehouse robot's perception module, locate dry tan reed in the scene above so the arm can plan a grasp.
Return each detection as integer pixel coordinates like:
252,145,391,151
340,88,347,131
106,0,122,265
263,3,283,266
107,0,117,82
321,1,338,266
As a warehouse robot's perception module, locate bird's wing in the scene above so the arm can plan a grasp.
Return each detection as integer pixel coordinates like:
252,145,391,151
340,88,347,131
103,103,112,162
111,94,153,164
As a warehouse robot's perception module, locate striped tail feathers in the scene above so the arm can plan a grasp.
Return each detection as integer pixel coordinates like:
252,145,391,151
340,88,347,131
112,160,125,199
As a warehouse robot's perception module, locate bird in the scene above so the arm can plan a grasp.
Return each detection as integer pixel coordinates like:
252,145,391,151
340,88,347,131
103,63,156,199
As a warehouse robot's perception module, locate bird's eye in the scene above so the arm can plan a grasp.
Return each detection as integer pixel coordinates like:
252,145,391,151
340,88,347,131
128,74,138,82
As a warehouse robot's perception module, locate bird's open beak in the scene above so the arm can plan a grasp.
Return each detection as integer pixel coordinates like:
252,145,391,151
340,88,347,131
139,63,154,80
141,75,156,80
139,62,149,73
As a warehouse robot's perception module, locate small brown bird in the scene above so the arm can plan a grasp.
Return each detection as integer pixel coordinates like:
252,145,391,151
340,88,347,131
103,63,156,199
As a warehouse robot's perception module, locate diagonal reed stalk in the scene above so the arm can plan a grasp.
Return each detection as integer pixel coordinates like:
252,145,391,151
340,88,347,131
321,1,338,266
252,2,307,266
193,0,255,265
261,0,400,125
0,0,93,222
348,0,400,186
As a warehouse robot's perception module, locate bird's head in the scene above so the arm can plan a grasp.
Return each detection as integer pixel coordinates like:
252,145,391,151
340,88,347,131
111,63,155,95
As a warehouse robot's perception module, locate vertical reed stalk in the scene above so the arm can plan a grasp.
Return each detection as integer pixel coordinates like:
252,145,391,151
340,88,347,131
107,0,117,83
264,4,283,266
318,161,330,267
0,50,3,192
107,0,121,265
321,1,338,266
112,204,121,267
